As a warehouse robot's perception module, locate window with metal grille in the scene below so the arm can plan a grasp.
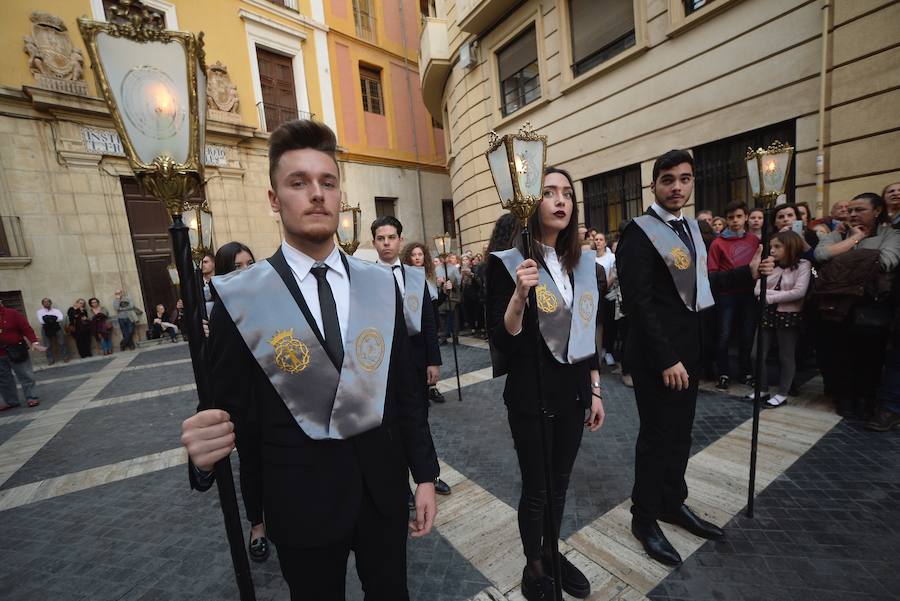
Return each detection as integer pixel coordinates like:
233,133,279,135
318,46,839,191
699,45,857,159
692,120,796,218
569,0,635,76
497,26,541,117
375,197,396,218
583,164,643,236
353,0,377,43
0,290,25,315
442,199,456,238
684,0,714,16
360,67,384,115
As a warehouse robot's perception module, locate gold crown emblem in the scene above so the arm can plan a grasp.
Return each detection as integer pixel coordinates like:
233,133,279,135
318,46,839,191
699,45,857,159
269,329,295,346
536,284,559,314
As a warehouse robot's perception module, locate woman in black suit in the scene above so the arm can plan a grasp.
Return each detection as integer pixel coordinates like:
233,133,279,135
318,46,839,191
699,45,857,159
485,168,605,600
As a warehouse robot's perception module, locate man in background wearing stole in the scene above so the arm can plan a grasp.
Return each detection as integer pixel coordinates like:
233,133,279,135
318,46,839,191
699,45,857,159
616,150,724,566
180,119,438,599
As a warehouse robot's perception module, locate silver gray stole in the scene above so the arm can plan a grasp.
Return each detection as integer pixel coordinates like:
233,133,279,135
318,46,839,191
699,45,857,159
633,215,714,311
401,265,426,335
426,278,438,301
212,256,396,440
491,247,599,364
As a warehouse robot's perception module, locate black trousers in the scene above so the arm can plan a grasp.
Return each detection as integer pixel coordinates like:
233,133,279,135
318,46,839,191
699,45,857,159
275,488,409,601
630,365,699,521
507,400,584,561
73,331,92,358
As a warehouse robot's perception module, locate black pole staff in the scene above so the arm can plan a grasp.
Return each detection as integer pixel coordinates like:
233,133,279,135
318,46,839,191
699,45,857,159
520,226,564,601
745,202,773,519
170,215,257,600
442,259,464,402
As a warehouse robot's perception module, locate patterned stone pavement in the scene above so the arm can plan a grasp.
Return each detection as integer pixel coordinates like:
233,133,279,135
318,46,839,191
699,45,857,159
0,339,897,601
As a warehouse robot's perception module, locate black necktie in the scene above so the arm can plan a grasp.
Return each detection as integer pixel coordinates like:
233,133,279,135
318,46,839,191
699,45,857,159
310,265,343,368
670,219,697,264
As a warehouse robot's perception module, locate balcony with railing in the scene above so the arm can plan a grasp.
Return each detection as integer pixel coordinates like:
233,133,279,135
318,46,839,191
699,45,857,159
419,17,451,124
354,7,377,43
456,0,520,34
0,216,32,268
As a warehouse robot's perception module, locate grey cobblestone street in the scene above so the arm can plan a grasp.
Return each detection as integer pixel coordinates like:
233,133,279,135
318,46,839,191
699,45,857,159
0,341,897,601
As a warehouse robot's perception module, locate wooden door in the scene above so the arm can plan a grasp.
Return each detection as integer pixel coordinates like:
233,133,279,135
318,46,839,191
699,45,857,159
121,177,178,320
257,47,298,132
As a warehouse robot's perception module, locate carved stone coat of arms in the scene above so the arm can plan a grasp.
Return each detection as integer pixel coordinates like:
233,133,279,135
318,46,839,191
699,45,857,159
23,11,88,95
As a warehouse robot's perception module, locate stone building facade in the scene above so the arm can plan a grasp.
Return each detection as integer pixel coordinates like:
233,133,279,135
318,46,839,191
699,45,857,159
419,0,900,251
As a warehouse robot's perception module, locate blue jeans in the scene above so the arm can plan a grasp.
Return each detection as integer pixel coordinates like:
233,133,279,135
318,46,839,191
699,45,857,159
443,307,455,339
98,335,113,354
119,318,135,350
42,329,69,363
715,293,757,378
0,355,37,406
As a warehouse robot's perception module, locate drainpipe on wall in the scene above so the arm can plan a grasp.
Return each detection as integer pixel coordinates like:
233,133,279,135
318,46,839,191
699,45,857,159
398,0,429,244
816,0,832,218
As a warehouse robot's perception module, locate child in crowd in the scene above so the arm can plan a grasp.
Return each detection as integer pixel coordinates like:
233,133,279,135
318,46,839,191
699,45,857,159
751,230,811,407
708,201,760,390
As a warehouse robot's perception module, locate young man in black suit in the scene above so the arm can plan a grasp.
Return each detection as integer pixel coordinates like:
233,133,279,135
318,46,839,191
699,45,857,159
180,119,438,600
371,215,452,497
616,149,725,567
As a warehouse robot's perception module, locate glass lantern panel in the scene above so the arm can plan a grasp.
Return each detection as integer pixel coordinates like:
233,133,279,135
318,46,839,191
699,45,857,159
761,151,791,196
746,157,760,196
196,57,206,165
187,211,199,250
200,209,213,249
96,33,191,165
511,138,545,199
487,145,514,207
433,235,447,256
337,210,355,244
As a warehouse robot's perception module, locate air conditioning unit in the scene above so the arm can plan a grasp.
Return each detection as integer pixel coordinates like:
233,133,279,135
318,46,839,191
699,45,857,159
459,40,477,70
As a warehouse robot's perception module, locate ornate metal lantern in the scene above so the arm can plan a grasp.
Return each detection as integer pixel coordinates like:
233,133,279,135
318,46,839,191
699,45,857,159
484,122,548,225
336,201,361,255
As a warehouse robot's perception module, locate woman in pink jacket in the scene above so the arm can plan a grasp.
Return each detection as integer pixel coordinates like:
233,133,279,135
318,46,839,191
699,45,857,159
750,230,811,407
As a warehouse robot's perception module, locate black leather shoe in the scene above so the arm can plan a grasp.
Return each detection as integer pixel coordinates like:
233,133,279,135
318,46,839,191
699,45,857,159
631,518,682,566
542,552,590,598
434,478,451,495
660,505,724,540
521,566,555,600
248,536,270,563
429,388,446,403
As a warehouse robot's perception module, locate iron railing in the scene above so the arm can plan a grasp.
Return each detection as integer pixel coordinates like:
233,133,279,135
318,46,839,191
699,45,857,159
354,6,377,43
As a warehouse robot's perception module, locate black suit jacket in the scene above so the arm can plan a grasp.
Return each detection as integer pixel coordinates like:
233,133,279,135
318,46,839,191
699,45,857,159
198,249,438,549
617,211,755,374
402,265,441,371
486,254,600,415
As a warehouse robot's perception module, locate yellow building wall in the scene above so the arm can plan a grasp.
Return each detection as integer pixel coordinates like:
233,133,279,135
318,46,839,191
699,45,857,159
1,0,326,131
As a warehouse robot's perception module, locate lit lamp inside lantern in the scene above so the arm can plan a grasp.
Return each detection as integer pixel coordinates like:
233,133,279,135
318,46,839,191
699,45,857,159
336,201,361,255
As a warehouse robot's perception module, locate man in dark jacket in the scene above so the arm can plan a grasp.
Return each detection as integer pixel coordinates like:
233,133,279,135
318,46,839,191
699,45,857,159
181,120,438,600
617,149,729,567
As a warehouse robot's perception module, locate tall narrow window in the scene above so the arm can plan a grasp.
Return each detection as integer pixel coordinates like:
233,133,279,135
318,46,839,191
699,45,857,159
257,47,298,132
441,199,456,238
353,0,377,43
497,26,540,117
583,165,642,236
569,0,635,76
360,66,384,115
375,197,396,218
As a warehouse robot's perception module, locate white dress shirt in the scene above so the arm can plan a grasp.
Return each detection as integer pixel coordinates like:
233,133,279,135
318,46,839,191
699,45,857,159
36,307,64,324
540,244,573,308
281,241,350,345
651,201,684,223
376,257,405,296
595,250,616,276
